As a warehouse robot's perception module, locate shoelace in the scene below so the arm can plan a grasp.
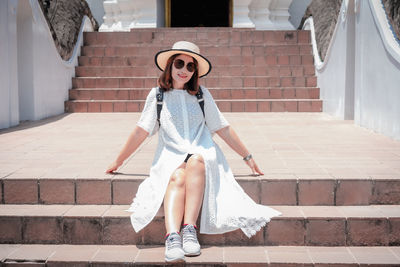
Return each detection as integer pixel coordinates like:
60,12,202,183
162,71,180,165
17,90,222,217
166,234,182,250
183,225,198,243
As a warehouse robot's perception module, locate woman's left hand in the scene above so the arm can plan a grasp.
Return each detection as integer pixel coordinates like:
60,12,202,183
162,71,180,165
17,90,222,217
244,158,264,176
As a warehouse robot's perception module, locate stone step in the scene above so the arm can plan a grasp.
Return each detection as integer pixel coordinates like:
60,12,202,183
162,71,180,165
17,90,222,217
78,58,315,77
83,30,311,46
64,99,323,112
2,177,399,206
0,204,399,246
75,65,316,78
71,77,318,89
1,244,400,266
68,88,320,101
80,44,313,57
130,27,256,32
68,29,317,113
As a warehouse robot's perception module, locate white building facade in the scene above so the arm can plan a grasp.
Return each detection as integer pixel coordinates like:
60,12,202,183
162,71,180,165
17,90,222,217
85,0,309,31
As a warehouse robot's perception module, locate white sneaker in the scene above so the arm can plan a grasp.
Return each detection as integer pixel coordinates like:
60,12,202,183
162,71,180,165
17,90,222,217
164,232,185,263
182,224,201,256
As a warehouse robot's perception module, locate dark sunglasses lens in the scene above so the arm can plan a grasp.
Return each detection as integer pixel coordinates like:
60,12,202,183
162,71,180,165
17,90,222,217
174,59,195,72
186,63,195,72
174,59,184,69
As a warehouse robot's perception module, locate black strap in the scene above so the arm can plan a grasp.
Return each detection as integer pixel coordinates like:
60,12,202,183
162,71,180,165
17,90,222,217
156,87,205,126
156,88,163,126
196,87,205,117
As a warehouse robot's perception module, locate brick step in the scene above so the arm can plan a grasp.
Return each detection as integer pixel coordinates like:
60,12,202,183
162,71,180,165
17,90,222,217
71,77,317,89
0,204,399,246
80,44,312,57
64,99,323,112
68,88,320,101
2,177,399,205
131,27,256,31
75,65,316,77
78,58,315,76
78,54,314,67
83,30,311,46
131,27,256,32
1,244,400,266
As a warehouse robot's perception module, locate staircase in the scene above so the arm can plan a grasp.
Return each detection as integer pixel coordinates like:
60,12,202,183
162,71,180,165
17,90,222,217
1,171,400,265
65,28,322,112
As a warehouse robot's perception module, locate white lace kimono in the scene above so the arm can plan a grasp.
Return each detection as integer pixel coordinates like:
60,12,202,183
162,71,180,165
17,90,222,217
127,86,281,237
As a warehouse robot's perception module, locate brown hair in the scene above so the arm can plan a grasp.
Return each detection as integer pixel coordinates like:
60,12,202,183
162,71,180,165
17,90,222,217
157,54,199,95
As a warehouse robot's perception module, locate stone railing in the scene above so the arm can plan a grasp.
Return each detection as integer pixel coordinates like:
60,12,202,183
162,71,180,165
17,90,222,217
382,0,400,40
38,0,98,60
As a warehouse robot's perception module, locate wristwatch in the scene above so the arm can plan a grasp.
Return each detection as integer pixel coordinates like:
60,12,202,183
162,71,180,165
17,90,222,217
243,154,253,161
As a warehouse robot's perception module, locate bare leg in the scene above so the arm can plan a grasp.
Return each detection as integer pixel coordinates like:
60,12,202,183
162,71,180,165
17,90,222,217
183,154,205,226
164,164,186,234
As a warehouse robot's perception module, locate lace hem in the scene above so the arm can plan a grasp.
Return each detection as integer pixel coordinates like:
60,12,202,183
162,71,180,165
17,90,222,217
239,217,271,238
200,212,280,238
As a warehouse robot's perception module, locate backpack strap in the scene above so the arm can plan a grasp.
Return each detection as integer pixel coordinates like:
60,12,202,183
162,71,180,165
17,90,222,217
195,87,205,118
156,88,163,126
156,87,205,127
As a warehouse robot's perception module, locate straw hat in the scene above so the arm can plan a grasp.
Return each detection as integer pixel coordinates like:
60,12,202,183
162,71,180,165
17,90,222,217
154,41,212,77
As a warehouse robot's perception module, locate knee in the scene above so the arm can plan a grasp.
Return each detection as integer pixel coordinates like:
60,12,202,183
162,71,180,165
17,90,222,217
169,168,186,188
187,154,205,171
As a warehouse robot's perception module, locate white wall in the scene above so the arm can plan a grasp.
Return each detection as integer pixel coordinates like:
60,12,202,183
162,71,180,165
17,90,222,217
17,0,35,121
289,0,311,28
354,0,400,140
157,0,165,27
0,0,19,129
0,0,93,130
17,0,73,122
85,0,104,25
305,0,400,140
306,1,353,119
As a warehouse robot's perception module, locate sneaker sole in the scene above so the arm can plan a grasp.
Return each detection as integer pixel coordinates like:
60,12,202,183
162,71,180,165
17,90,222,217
165,256,185,263
185,251,201,257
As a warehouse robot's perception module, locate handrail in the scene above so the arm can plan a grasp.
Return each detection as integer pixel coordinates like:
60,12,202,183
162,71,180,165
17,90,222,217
29,0,93,66
304,0,400,70
369,0,400,63
302,0,346,71
66,17,93,65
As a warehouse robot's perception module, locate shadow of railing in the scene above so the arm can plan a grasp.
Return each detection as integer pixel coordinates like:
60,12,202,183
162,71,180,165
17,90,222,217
0,113,71,135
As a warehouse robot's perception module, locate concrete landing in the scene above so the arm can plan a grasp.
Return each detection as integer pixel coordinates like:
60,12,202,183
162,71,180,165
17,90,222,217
1,113,399,181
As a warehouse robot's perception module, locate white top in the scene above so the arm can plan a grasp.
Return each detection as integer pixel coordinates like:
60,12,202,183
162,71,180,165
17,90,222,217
127,86,281,237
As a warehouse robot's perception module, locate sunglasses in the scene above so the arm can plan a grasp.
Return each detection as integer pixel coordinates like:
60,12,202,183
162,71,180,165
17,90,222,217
173,59,196,73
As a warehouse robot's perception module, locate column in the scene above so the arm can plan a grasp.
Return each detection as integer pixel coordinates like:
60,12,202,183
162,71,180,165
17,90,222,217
99,0,117,32
133,0,157,28
249,0,273,29
233,0,255,28
241,0,295,30
268,0,294,29
99,0,156,31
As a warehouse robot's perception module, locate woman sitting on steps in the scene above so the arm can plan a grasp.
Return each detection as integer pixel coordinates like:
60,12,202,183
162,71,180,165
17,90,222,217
106,41,281,263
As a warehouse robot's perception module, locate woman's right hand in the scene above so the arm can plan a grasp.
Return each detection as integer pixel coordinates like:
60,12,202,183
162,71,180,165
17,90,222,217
106,161,122,174
105,125,149,174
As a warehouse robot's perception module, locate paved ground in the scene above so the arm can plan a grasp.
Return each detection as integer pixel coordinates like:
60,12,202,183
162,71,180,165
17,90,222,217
1,244,400,266
1,112,399,181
